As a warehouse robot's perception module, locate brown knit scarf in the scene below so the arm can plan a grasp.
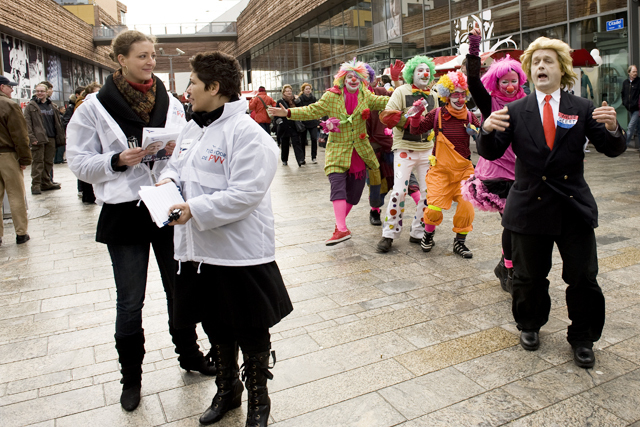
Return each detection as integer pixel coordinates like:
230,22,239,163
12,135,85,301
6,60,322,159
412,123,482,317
112,69,157,124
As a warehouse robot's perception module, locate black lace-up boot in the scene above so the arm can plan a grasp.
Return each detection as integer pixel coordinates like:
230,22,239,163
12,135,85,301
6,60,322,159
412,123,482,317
242,350,275,427
199,343,244,425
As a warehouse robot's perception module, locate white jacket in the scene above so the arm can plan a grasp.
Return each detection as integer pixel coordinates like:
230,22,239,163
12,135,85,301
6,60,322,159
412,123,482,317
159,99,279,267
66,93,187,204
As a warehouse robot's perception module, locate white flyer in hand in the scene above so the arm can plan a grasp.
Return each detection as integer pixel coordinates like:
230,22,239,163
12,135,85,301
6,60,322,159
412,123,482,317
141,128,181,162
138,183,185,228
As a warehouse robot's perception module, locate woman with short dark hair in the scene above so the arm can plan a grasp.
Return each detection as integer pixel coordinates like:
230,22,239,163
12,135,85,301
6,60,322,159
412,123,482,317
157,51,292,427
67,30,214,412
295,83,319,163
276,84,305,166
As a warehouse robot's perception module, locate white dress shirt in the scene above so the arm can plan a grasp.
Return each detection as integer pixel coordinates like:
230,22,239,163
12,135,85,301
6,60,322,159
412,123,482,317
535,88,561,128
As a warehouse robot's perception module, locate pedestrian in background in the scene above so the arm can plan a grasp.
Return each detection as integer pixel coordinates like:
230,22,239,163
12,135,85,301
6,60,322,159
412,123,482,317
249,86,276,134
23,82,64,195
66,30,213,412
294,83,319,163
621,65,639,147
276,84,305,166
0,76,31,245
74,82,102,205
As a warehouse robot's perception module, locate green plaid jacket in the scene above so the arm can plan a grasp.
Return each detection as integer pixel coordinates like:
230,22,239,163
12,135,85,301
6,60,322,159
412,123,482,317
288,87,389,175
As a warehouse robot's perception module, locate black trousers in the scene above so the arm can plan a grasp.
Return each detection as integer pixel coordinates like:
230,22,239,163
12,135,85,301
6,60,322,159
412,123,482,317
299,127,318,159
202,322,270,355
510,211,604,348
280,132,305,165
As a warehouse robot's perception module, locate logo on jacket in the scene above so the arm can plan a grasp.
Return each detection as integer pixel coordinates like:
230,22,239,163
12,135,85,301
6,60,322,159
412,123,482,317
203,147,227,163
557,113,578,129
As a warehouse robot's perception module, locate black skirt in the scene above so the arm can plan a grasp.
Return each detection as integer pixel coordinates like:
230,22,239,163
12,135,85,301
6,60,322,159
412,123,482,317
96,201,173,245
173,261,293,330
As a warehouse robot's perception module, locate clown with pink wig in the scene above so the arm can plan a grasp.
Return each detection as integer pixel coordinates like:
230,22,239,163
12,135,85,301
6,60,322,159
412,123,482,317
460,26,528,292
269,59,390,245
408,71,480,259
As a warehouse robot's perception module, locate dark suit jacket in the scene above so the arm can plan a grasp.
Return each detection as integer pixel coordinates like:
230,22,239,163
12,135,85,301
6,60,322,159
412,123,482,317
477,91,626,235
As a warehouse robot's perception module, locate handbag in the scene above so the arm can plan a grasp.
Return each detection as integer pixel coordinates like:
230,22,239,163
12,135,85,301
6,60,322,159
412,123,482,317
257,95,272,118
294,120,306,133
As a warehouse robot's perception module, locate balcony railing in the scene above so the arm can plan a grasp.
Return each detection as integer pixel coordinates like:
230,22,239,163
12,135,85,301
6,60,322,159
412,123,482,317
93,22,237,45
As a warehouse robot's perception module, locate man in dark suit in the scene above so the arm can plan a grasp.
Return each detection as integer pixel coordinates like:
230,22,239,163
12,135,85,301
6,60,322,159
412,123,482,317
477,37,626,369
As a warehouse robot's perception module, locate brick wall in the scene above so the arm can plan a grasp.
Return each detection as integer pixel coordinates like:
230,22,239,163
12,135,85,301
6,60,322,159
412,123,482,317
0,0,116,69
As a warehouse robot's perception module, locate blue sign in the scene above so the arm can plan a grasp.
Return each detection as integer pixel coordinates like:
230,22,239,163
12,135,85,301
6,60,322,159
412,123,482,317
606,19,624,31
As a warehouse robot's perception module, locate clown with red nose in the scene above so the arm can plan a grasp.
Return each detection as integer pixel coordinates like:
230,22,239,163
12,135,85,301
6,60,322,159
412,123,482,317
375,56,439,254
460,25,528,293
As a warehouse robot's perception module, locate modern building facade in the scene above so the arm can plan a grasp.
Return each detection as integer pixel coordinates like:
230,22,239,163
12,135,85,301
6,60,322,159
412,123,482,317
223,0,633,126
0,0,124,107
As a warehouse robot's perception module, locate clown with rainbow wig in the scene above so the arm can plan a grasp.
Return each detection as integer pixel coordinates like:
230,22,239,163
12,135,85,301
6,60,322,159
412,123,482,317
409,70,480,258
460,25,528,292
269,59,390,245
375,56,439,253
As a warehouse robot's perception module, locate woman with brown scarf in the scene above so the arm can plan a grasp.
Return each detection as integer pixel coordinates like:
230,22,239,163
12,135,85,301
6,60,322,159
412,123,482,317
276,84,305,166
66,30,213,412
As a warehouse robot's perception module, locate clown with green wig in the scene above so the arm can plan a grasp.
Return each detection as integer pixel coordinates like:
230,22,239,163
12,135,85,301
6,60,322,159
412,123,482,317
408,70,481,259
376,56,439,253
269,59,390,245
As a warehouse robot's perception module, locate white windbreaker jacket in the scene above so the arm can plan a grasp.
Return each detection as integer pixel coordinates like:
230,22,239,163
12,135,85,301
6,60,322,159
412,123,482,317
159,99,279,267
66,93,187,204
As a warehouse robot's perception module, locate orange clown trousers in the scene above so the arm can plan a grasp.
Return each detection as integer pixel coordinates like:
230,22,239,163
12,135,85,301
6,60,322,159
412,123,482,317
423,111,475,234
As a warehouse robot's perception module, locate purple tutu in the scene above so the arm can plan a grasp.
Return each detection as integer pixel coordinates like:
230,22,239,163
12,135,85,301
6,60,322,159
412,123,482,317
461,175,508,213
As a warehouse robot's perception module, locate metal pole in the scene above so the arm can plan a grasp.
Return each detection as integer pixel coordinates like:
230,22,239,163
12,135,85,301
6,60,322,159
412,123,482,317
169,57,175,93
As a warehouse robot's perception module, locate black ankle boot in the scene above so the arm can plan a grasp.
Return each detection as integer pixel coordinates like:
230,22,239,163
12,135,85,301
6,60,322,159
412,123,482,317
199,343,244,425
170,326,216,376
242,350,275,427
115,331,145,411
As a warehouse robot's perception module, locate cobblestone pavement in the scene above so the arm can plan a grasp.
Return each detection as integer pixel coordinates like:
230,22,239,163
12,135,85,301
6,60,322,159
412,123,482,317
2,143,640,426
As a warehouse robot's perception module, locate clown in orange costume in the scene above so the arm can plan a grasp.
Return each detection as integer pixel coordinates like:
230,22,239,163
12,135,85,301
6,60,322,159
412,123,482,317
409,71,480,258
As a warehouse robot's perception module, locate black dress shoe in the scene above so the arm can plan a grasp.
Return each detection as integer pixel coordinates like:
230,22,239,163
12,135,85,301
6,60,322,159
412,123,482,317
520,331,539,351
369,209,382,226
16,234,30,244
573,346,595,369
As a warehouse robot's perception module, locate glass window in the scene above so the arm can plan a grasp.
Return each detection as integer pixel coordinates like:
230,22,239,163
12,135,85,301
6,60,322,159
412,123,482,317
570,0,627,20
354,1,375,48
402,0,424,36
521,24,567,50
483,0,513,7
403,30,425,58
426,22,451,53
424,0,449,24
318,13,333,65
452,0,481,19
487,3,520,39
521,0,567,31
331,7,346,59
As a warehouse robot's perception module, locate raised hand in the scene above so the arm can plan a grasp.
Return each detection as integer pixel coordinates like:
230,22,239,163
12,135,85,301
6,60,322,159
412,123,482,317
592,101,618,131
389,60,405,81
268,105,288,117
482,106,510,132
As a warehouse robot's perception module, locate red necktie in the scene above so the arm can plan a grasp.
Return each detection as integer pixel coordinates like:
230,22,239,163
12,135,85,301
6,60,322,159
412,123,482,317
543,94,555,150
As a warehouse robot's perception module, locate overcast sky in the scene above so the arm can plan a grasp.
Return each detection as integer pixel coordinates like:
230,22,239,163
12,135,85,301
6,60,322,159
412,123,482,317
123,0,238,27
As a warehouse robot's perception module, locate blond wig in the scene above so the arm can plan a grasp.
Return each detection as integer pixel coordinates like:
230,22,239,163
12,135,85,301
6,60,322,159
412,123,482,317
520,37,577,90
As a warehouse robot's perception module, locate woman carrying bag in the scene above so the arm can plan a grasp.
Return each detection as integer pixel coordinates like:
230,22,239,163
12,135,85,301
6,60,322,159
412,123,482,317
294,83,320,163
276,85,305,166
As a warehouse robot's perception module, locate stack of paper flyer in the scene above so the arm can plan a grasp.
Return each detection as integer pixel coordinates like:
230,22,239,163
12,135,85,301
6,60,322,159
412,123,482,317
138,183,185,228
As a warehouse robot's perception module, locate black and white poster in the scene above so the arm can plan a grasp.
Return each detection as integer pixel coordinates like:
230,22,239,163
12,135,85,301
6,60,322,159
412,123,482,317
28,44,45,94
45,49,63,102
1,34,30,99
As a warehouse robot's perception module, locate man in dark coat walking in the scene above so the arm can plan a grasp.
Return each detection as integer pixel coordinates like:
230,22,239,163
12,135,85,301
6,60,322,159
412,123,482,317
478,37,626,369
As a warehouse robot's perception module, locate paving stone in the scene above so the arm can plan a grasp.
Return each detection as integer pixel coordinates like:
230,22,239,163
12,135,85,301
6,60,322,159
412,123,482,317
378,366,485,419
404,388,533,426
504,395,627,427
56,394,166,427
0,338,47,364
580,368,640,422
270,392,406,426
0,385,105,427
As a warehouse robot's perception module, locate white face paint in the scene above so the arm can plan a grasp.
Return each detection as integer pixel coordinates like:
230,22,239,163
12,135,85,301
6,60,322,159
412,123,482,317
449,88,467,110
413,63,431,90
345,72,360,93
